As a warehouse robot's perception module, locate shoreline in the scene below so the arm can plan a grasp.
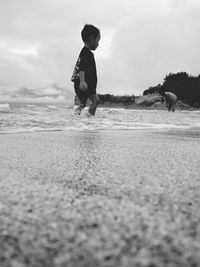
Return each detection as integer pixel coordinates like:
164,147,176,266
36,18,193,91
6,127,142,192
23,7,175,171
0,99,198,111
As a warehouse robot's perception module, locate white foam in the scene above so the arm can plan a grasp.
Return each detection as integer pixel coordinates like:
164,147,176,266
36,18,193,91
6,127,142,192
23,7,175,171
47,105,57,109
0,103,10,109
1,105,200,134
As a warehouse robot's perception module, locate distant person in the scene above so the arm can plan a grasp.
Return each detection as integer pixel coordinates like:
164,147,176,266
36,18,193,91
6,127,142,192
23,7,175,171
71,24,101,116
161,91,177,112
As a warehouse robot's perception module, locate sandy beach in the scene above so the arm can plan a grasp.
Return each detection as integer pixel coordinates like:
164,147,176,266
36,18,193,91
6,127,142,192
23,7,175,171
1,129,200,267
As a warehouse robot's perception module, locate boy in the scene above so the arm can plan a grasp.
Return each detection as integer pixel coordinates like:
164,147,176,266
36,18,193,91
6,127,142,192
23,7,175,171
71,24,101,116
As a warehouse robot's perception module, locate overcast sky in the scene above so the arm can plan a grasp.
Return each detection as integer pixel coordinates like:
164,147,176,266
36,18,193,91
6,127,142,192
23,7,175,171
0,0,200,100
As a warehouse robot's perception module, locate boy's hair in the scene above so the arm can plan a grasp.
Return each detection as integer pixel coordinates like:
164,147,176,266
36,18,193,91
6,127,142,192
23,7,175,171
81,24,100,42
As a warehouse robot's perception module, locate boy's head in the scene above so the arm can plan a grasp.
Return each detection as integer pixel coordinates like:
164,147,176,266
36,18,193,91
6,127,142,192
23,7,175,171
81,24,100,50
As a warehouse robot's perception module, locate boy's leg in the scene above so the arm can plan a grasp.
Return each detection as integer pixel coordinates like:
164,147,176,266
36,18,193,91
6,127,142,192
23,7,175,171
166,100,169,110
74,82,87,114
76,97,87,114
74,95,80,106
171,101,176,112
168,101,172,111
88,94,100,115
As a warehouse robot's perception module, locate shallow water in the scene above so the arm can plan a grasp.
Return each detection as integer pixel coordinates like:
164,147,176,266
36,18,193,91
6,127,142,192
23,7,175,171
0,102,200,134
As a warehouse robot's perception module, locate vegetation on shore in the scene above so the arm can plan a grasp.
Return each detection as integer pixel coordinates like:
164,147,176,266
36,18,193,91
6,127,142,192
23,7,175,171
97,72,200,109
143,72,200,107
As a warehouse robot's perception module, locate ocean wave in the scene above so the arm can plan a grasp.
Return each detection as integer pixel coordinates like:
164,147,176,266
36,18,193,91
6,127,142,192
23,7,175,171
0,103,13,114
1,104,200,134
47,105,58,109
0,123,193,135
0,103,10,109
25,104,36,107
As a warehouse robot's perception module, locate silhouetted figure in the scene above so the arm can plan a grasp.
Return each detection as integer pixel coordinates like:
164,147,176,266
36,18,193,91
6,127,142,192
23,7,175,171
163,92,177,112
71,24,101,116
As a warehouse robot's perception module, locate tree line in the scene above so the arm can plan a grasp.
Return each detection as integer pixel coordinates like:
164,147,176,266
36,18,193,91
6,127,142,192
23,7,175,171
98,94,135,106
143,72,200,107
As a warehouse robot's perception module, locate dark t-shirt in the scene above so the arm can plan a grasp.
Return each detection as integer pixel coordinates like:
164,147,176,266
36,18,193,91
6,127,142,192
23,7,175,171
71,46,97,90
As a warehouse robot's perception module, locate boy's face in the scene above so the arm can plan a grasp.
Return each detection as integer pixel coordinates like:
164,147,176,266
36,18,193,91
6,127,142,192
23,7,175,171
90,34,101,51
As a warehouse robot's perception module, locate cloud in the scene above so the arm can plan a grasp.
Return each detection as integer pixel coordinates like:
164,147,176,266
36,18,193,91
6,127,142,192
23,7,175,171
96,0,200,94
0,0,200,96
0,84,74,104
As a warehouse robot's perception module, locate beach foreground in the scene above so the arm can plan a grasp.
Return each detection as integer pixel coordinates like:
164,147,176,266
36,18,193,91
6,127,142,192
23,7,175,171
1,130,200,267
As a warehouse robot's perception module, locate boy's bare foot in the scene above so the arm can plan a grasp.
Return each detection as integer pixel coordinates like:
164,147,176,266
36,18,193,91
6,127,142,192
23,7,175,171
86,112,93,117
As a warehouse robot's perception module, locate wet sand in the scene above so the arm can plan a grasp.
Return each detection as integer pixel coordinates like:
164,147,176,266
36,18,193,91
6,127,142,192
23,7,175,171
1,129,200,267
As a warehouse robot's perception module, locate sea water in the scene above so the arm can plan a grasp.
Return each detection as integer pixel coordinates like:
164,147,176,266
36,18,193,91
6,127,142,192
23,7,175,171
0,103,200,134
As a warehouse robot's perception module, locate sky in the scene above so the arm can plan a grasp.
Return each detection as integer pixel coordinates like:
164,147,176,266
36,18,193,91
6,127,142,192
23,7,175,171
0,0,200,103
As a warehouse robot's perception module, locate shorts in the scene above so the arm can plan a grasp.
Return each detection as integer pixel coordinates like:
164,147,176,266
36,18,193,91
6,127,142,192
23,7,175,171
74,82,96,105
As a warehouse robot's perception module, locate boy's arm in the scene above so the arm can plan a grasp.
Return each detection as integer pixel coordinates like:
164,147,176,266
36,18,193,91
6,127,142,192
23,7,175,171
79,71,88,91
